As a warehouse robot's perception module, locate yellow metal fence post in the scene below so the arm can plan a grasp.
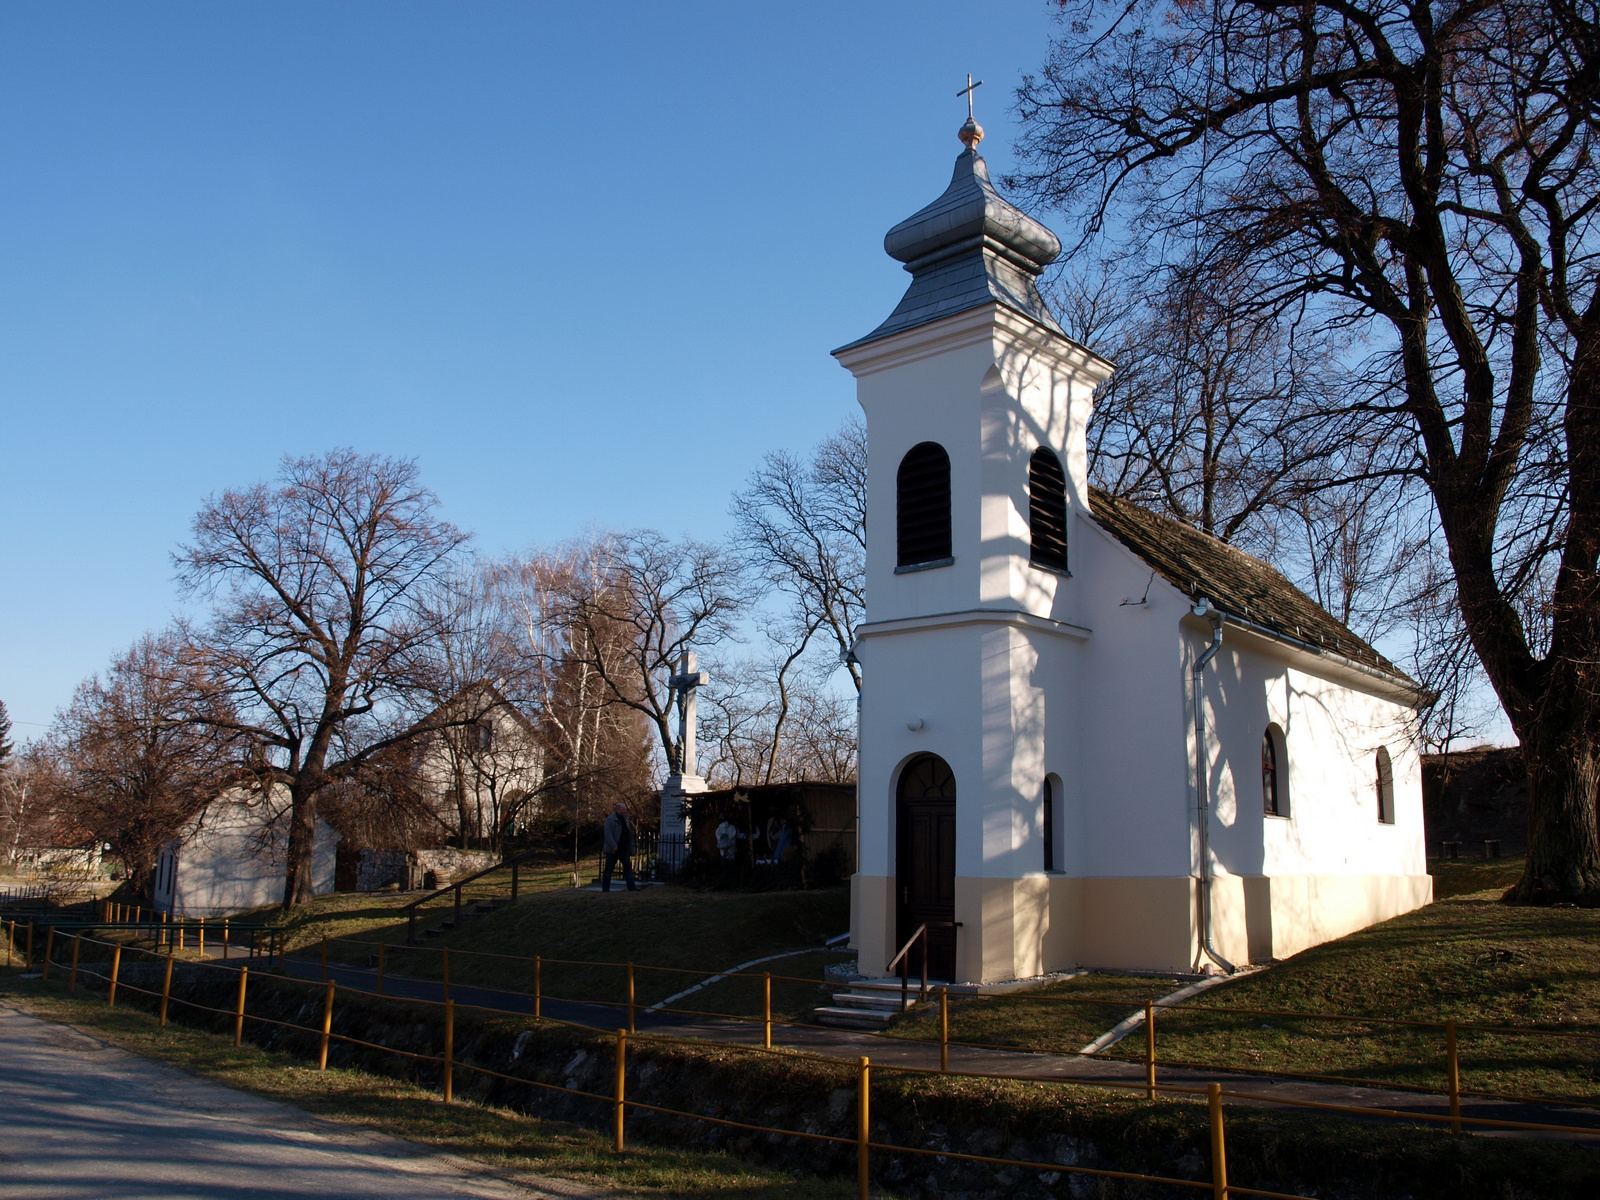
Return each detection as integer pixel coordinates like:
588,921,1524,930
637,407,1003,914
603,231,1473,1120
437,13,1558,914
1447,1018,1462,1134
1145,1003,1157,1101
69,934,80,992
443,998,455,1102
160,954,174,1026
857,1056,870,1200
613,1028,627,1152
319,982,334,1070
107,944,122,1008
627,962,635,1034
939,987,949,1073
223,918,230,958
41,927,54,980
234,967,249,1046
1207,1081,1228,1200
763,973,772,1049
198,917,205,958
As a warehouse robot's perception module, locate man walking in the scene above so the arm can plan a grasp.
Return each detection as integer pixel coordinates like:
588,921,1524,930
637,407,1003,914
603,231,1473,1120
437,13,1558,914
602,802,638,892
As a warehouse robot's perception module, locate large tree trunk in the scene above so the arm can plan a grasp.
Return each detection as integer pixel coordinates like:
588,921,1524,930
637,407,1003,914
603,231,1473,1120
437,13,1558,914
1507,692,1600,904
126,857,156,909
281,781,320,909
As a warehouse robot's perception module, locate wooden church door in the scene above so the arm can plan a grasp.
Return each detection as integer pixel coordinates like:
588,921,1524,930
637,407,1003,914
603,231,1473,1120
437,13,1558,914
896,754,957,980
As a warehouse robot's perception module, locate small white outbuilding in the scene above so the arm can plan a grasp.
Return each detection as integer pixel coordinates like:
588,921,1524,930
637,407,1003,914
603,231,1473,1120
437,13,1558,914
839,118,1431,984
152,787,339,919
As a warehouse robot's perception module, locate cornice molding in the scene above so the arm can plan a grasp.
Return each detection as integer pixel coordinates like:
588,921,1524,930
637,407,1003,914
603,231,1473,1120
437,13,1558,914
856,607,1092,643
833,303,1113,381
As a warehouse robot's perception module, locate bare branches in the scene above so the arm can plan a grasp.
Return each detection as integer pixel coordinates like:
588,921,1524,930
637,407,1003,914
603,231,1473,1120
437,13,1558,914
48,633,242,898
539,532,752,771
174,449,471,907
1019,0,1600,899
731,420,867,692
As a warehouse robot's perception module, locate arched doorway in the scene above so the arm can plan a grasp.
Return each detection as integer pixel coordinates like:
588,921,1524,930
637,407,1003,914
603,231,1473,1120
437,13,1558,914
896,753,957,980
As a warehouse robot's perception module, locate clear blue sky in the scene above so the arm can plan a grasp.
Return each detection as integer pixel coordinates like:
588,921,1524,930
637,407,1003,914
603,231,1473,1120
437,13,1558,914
0,1,1065,735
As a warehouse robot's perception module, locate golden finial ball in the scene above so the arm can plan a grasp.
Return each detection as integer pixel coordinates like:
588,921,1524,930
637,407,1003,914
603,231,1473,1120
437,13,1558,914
959,117,984,150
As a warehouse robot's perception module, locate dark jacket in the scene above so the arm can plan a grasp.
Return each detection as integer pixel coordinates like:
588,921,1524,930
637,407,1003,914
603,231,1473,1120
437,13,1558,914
603,812,635,855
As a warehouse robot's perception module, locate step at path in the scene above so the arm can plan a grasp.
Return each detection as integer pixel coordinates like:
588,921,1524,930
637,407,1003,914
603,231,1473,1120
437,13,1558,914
815,978,920,1028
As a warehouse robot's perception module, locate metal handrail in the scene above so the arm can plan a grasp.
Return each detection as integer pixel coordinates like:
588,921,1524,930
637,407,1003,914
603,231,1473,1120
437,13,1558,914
886,924,928,976
886,920,962,1011
403,846,543,944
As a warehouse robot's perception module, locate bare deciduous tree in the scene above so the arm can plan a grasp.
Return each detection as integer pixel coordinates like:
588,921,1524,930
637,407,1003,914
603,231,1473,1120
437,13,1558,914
698,645,858,788
175,450,470,908
543,532,752,776
731,420,867,691
1,744,59,871
491,546,657,873
50,633,240,900
1016,0,1600,901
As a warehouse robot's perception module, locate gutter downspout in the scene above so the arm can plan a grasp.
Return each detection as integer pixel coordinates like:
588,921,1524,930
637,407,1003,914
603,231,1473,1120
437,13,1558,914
1190,599,1236,975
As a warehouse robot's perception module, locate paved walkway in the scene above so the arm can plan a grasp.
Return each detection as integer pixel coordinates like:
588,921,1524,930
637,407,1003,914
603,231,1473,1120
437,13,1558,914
275,954,1600,1141
0,1004,592,1199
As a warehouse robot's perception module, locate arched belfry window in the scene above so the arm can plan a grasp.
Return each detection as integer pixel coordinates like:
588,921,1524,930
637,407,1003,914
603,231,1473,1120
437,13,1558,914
1029,447,1068,570
1262,725,1288,817
897,442,952,569
1376,747,1395,824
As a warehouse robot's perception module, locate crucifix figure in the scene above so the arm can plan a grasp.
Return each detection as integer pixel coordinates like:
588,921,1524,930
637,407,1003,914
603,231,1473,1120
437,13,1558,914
957,73,985,150
658,651,710,870
669,650,711,778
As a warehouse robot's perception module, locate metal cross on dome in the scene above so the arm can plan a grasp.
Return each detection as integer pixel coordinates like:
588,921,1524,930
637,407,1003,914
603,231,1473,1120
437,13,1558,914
957,74,984,120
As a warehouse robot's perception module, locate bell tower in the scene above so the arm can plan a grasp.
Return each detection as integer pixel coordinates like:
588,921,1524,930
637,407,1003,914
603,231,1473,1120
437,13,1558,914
836,111,1112,984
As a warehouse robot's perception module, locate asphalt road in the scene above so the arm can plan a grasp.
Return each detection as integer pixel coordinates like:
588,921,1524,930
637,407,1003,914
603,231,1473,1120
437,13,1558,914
0,1004,583,1200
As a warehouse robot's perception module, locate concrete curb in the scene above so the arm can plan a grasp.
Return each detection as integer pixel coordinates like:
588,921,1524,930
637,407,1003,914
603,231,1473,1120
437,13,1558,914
1075,974,1237,1056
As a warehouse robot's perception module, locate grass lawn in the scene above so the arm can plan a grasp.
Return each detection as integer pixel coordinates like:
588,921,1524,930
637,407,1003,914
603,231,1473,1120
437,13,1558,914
0,973,855,1200
211,862,853,1018
370,884,852,1014
890,857,1600,1103
888,971,1190,1057
7,856,854,1024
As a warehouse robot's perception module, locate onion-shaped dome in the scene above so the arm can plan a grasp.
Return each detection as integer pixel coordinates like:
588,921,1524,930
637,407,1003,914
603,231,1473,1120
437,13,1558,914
838,139,1065,351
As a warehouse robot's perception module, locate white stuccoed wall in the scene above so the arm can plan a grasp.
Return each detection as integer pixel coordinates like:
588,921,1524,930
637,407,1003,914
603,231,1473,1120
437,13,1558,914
842,302,1429,981
167,788,340,918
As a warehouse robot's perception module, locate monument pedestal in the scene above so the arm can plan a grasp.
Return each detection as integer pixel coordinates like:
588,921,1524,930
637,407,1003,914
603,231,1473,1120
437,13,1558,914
660,772,707,870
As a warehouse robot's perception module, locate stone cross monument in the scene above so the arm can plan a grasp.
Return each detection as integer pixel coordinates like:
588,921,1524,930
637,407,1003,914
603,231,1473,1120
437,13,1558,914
659,650,710,866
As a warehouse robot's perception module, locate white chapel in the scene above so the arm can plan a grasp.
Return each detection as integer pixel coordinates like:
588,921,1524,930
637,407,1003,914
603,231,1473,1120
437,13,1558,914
838,113,1431,984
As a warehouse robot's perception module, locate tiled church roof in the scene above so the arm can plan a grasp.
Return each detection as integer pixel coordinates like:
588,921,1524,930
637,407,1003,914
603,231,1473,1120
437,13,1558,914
1087,487,1410,681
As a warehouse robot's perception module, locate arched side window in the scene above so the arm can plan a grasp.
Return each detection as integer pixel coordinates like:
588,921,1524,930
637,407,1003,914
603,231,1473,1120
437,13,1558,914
897,442,952,569
1028,447,1068,570
1262,724,1288,817
1376,746,1395,824
1042,776,1056,872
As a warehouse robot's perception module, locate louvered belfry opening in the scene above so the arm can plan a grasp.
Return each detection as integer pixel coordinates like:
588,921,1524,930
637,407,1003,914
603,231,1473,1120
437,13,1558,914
1029,447,1068,569
897,442,952,568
